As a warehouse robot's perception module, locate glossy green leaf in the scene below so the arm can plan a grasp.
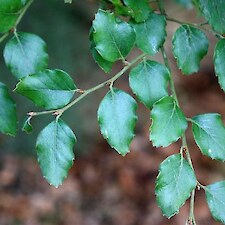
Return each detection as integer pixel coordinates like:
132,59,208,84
205,181,225,224
36,119,76,187
156,154,196,218
98,88,137,156
64,0,72,3
0,0,27,33
89,27,113,73
4,32,48,79
123,0,152,22
191,113,225,161
196,0,225,34
129,60,170,108
174,0,193,8
15,69,76,110
214,39,225,92
102,0,131,17
109,0,121,4
172,25,209,75
131,13,166,55
22,116,33,134
0,82,17,136
150,96,187,147
114,5,132,17
93,9,135,62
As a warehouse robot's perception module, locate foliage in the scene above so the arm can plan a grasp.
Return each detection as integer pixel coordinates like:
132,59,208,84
0,0,225,224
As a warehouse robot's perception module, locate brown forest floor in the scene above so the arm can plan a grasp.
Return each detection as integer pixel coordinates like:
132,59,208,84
0,143,223,225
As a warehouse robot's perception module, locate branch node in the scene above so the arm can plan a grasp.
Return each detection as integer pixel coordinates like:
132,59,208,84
52,110,62,116
187,218,194,225
27,111,36,117
123,60,130,66
76,88,85,94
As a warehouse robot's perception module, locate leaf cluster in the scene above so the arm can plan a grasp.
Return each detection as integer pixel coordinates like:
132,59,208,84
0,0,225,224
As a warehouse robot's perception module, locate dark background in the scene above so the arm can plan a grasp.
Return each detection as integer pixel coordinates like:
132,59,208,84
0,1,224,224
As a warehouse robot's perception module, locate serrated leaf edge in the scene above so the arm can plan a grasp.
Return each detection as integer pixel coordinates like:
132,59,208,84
214,39,225,92
132,14,167,56
97,89,138,156
150,96,187,147
172,25,208,75
191,114,225,161
155,154,196,218
93,9,136,62
205,182,225,224
36,120,76,188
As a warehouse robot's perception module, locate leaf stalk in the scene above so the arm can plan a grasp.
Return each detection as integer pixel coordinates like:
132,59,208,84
166,16,224,39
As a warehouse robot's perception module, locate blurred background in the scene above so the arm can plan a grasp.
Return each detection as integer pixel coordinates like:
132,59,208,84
0,0,224,224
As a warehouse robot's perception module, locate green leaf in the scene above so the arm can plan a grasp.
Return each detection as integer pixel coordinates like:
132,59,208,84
0,82,17,136
129,60,170,108
93,9,136,62
150,96,187,147
114,5,132,17
98,88,137,156
0,0,27,33
36,119,76,187
131,13,166,55
174,0,193,8
205,181,225,224
172,25,209,75
196,0,225,34
155,154,196,218
15,69,76,110
64,0,72,3
214,39,225,92
4,32,48,79
107,0,131,16
89,27,113,73
109,0,121,4
22,116,33,134
123,0,152,22
191,113,225,161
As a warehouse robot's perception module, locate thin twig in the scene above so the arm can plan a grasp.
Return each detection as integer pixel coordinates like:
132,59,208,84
28,53,147,117
156,1,198,224
160,47,179,105
166,16,224,39
14,0,34,28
